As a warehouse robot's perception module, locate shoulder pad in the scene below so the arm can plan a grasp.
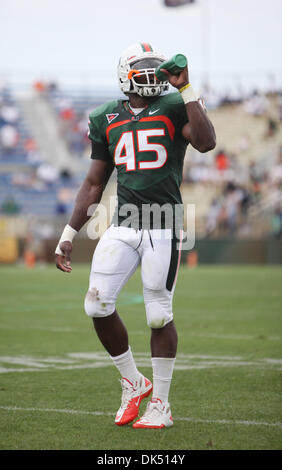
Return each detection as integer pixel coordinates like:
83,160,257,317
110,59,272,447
89,100,120,120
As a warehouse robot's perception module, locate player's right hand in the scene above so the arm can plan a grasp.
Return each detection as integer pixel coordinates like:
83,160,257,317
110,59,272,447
55,241,73,273
159,65,189,91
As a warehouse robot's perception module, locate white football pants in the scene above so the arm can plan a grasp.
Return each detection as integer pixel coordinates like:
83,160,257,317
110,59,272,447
84,225,182,329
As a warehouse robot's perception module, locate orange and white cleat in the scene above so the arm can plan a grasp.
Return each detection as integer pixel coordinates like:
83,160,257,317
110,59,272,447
115,375,152,426
133,398,173,429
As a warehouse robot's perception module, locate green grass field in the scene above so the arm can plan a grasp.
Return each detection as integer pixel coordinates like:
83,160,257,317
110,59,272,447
0,264,281,450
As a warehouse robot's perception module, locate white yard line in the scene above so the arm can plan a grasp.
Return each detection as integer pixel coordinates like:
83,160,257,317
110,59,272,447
1,352,282,373
0,406,281,428
1,325,281,341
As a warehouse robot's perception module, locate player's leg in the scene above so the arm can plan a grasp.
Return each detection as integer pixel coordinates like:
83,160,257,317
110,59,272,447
85,226,139,360
133,229,182,428
92,310,128,357
84,226,152,425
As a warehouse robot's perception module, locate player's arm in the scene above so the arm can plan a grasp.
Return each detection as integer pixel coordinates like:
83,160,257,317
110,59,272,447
55,158,114,273
160,66,216,152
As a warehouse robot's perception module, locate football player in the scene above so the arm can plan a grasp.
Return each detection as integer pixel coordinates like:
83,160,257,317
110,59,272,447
55,42,216,428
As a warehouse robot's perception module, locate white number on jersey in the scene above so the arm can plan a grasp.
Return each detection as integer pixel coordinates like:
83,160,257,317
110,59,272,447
114,129,167,171
114,131,136,171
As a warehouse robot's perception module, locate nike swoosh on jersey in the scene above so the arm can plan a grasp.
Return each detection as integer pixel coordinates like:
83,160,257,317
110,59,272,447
149,109,160,115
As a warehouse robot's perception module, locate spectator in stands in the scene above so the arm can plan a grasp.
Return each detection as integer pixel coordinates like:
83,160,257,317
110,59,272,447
265,117,278,138
249,160,261,183
239,186,252,218
201,83,221,110
278,93,282,122
24,138,44,166
271,206,282,239
217,202,228,235
214,182,250,236
60,168,73,184
55,186,73,215
11,169,45,191
32,79,58,99
251,180,263,203
60,106,75,122
223,182,241,235
248,160,266,204
47,81,58,95
36,162,59,187
269,148,282,185
0,124,19,153
24,137,37,153
220,84,244,106
0,102,19,125
243,90,269,116
32,80,48,94
215,149,229,175
1,195,21,215
237,134,250,153
205,198,221,237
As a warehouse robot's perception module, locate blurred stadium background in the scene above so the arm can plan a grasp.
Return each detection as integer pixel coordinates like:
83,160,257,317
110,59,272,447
0,0,282,267
1,0,282,452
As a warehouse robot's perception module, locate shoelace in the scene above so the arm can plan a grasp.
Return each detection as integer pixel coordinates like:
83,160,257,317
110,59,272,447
119,378,138,408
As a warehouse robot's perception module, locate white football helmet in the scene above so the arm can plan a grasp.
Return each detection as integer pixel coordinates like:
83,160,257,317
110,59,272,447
118,42,169,97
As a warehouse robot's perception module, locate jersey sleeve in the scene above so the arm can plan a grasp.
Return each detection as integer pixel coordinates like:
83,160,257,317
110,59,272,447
88,113,111,162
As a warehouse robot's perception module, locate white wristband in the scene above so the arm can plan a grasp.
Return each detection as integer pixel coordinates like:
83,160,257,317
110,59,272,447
55,224,78,255
179,84,198,104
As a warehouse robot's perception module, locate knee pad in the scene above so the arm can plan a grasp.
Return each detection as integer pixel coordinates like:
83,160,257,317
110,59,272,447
84,287,115,318
144,290,173,329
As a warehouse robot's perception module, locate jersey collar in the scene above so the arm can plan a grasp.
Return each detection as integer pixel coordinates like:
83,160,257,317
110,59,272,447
123,100,147,115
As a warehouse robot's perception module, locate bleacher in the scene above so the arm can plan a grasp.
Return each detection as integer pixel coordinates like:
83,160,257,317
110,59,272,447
181,94,282,236
1,83,281,239
0,84,86,218
0,89,30,166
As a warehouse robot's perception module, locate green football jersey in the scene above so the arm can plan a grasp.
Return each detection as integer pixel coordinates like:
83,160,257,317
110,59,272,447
88,92,188,228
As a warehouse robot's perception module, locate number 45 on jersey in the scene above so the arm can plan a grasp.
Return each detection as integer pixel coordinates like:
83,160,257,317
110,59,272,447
114,128,167,171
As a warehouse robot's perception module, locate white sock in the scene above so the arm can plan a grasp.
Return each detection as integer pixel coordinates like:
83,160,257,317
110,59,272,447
110,346,141,384
151,357,176,403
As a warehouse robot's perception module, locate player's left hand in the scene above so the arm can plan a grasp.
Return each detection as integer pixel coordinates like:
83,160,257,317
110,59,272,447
55,241,73,273
159,65,189,90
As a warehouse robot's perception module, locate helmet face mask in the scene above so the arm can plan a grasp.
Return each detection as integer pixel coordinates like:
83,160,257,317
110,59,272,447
118,43,169,97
